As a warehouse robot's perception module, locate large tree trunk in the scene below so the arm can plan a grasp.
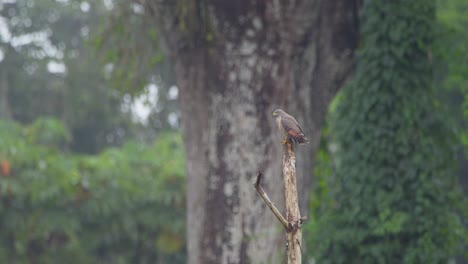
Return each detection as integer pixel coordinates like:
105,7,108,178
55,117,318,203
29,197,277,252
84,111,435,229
148,1,359,263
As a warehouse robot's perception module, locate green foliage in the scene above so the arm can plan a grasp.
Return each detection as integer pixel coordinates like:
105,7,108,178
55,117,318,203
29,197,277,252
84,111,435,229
92,2,181,134
436,0,468,102
312,0,466,263
26,118,71,148
434,0,468,182
92,2,171,96
0,119,186,263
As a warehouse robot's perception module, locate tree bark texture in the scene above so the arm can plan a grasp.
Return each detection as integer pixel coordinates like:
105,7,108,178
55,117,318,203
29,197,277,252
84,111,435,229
146,1,359,263
283,139,302,264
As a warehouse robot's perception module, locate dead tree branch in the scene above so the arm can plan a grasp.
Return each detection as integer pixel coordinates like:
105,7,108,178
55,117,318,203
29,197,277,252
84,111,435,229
254,138,304,264
282,138,302,264
254,171,289,229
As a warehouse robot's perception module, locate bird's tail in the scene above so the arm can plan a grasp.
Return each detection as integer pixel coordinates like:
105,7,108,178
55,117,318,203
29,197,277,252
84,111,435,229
293,134,309,145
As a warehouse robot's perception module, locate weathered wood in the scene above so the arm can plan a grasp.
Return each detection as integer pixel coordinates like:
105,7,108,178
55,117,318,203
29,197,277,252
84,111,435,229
254,171,289,229
283,138,302,264
254,137,304,264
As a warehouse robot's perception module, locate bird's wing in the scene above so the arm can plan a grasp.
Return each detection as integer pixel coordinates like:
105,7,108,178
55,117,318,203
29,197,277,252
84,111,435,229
294,119,305,134
281,115,309,144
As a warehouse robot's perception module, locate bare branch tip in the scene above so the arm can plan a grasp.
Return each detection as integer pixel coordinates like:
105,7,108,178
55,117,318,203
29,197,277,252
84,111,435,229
254,170,263,187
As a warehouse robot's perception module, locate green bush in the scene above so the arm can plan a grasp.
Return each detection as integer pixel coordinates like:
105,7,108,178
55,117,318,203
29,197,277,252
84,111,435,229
0,119,186,263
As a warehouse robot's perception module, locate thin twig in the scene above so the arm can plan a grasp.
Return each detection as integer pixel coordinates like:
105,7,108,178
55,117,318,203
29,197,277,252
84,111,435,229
254,171,289,229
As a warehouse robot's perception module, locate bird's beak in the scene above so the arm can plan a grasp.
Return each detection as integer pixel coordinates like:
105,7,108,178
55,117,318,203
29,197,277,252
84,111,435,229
273,112,277,116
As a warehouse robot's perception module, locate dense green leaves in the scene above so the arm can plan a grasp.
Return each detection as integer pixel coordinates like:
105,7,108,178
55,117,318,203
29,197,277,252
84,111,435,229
0,119,186,263
312,0,466,263
434,0,468,192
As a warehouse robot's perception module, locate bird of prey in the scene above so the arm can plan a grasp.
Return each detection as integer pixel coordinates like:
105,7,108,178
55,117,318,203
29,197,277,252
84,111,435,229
272,109,309,145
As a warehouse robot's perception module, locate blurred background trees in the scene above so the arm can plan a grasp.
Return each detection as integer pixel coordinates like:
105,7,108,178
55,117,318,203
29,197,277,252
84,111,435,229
0,0,185,263
1,0,132,153
0,0,467,263
0,119,185,263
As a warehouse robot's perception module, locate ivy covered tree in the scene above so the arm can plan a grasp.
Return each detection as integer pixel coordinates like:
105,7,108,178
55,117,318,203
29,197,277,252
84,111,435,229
313,0,466,263
435,0,468,195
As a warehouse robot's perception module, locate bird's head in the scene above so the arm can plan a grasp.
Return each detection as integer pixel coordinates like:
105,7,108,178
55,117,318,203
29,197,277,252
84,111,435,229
272,109,284,117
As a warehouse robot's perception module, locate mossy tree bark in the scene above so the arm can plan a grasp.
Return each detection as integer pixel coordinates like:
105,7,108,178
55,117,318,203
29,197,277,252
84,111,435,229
145,1,359,263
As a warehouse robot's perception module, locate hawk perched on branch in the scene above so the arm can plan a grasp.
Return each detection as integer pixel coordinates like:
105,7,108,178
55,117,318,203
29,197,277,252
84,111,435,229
273,109,309,145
